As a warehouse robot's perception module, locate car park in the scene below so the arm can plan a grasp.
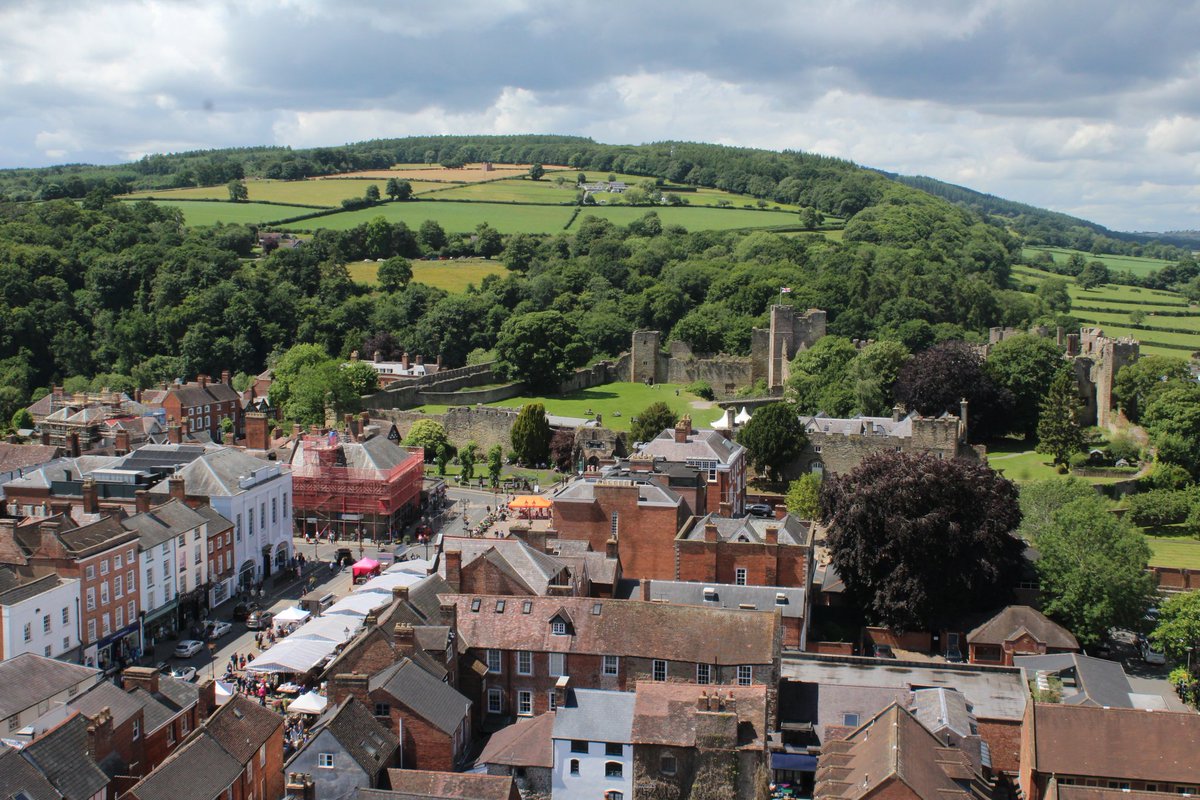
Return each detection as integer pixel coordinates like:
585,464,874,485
171,666,197,682
173,639,204,658
246,610,274,630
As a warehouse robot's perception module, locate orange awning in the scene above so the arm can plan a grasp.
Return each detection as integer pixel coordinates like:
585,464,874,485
508,495,552,509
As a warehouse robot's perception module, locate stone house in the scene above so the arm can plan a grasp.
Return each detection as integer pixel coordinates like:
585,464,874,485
796,407,974,478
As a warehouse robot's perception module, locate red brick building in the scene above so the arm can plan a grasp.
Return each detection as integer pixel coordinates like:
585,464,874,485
440,536,574,596
551,478,688,581
449,594,781,727
332,655,473,771
637,416,747,516
965,606,1079,666
675,513,813,588
143,373,243,444
0,514,141,670
196,505,235,609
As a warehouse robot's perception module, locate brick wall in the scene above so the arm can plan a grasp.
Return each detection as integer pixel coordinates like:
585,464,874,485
675,539,809,588
554,484,687,581
460,558,541,596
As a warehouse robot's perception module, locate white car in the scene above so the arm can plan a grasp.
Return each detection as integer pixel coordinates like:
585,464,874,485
173,639,204,658
206,621,233,640
171,666,197,682
1142,639,1167,665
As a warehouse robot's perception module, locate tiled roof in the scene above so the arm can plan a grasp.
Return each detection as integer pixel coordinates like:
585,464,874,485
441,536,567,595
69,680,145,729
967,605,1079,650
369,657,470,735
0,443,61,474
21,714,110,800
126,732,242,800
0,745,61,800
130,679,197,735
677,513,812,546
4,456,122,490
0,654,100,721
639,427,744,465
122,499,208,550
475,712,554,769
552,688,635,744
162,381,240,409
0,572,69,606
316,697,399,776
909,688,976,740
646,580,806,619
814,703,991,800
205,694,283,763
450,594,778,666
379,769,517,800
1031,704,1200,784
632,683,767,749
57,515,138,558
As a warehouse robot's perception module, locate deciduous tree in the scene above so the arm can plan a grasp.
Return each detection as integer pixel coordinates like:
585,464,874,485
893,340,1013,442
528,163,545,181
1114,355,1191,423
738,402,806,483
785,472,821,520
487,444,504,487
822,451,1024,630
1151,591,1200,663
632,401,678,444
227,179,248,202
404,419,448,460
377,256,413,293
459,441,478,482
494,311,588,392
986,334,1065,438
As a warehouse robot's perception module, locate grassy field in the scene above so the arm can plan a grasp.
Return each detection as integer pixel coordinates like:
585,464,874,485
1011,264,1200,360
986,437,1137,484
432,178,581,204
283,201,577,234
1142,526,1200,569
338,163,563,182
127,178,445,206
1021,246,1176,278
569,205,803,232
347,257,506,293
411,382,721,432
121,199,298,226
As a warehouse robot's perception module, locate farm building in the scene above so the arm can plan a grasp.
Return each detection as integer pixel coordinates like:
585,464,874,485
288,427,424,543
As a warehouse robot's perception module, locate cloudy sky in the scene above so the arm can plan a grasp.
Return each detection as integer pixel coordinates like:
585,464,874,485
2,0,1198,231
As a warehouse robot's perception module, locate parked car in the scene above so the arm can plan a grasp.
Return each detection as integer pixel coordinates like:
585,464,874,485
1141,636,1167,665
747,503,773,518
171,666,197,682
246,610,274,630
206,620,233,640
873,644,896,659
232,602,259,622
154,661,170,674
173,640,204,658
336,547,354,565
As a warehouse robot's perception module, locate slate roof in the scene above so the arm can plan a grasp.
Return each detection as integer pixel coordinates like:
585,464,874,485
646,580,806,619
192,504,233,533
21,714,110,800
780,678,909,744
205,694,283,763
552,688,635,744
814,703,992,800
56,515,138,558
369,657,470,736
909,688,976,739
0,443,62,475
126,732,242,800
450,594,778,666
68,680,145,729
373,771,517,800
289,433,415,474
1014,653,1135,708
4,456,122,490
632,683,767,749
967,605,1079,650
408,574,453,622
475,712,554,769
639,427,744,465
1030,704,1200,784
800,412,916,438
0,572,70,606
552,478,682,508
413,625,451,652
0,744,61,800
123,499,208,550
0,654,100,721
160,381,241,409
131,678,197,735
441,536,568,595
146,447,284,498
678,512,812,546
310,697,399,777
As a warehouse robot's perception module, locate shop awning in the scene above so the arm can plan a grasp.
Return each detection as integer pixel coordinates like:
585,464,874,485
508,495,551,509
289,616,358,642
274,607,311,624
287,691,328,715
244,638,337,674
324,591,392,618
771,753,818,772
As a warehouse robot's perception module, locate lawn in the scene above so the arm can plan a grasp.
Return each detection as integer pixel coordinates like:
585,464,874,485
1021,246,1176,278
986,438,1135,484
282,200,576,234
569,205,803,232
126,178,445,207
411,382,722,432
347,257,506,293
1142,527,1200,570
121,199,299,226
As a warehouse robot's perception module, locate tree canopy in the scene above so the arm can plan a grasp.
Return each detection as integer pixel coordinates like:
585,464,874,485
894,341,1013,442
985,334,1065,438
632,401,678,444
510,403,552,466
1035,368,1085,467
1114,355,1191,423
785,473,822,520
404,419,449,459
737,402,807,483
821,451,1024,631
494,311,588,392
1151,590,1200,663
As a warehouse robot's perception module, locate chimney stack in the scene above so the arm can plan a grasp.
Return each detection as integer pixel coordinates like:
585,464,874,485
114,429,131,456
40,429,51,446
892,405,903,423
959,398,969,441
245,411,270,451
394,623,414,651
168,474,186,502
67,432,81,458
374,350,382,363
285,773,315,800
444,550,462,591
122,666,160,695
703,521,718,543
673,415,692,444
605,537,619,559
221,370,231,386
344,413,358,442
135,490,151,514
765,525,779,546
197,374,209,388
401,352,410,371
391,585,410,602
82,478,99,515
167,423,182,444
415,354,423,366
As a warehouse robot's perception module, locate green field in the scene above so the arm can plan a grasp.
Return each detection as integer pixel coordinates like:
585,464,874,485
1142,526,1200,569
1011,264,1200,360
1022,246,1176,278
283,201,577,234
986,439,1136,484
411,382,721,432
347,257,506,293
430,178,581,204
122,199,298,226
571,205,803,232
127,178,445,207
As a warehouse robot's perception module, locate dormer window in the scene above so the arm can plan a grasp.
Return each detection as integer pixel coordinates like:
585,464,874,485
552,620,567,636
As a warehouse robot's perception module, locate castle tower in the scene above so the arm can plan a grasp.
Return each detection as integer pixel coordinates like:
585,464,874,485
631,330,662,384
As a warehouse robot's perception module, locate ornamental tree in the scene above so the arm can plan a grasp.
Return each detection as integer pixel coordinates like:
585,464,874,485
631,401,678,444
822,451,1024,631
737,402,806,483
893,340,1014,442
510,403,552,466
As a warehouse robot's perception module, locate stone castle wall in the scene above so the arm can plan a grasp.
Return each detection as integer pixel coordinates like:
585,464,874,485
791,416,972,478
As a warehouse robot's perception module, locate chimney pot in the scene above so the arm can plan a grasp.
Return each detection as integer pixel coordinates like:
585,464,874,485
135,489,151,514
221,370,231,385
168,474,186,502
373,350,382,363
197,374,209,388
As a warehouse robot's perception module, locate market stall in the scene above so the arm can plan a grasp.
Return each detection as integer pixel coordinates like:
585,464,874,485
351,557,381,583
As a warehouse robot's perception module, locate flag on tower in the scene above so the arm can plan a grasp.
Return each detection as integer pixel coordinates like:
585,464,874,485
780,287,792,293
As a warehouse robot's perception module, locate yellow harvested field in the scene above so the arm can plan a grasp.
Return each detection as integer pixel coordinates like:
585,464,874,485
127,178,444,206
338,163,568,183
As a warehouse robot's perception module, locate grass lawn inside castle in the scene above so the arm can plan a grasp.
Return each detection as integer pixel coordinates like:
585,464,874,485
409,382,722,433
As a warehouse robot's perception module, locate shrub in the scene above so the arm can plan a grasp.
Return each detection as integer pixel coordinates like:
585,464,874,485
1143,462,1195,491
1186,503,1200,539
1126,489,1192,527
687,380,714,400
1106,433,1141,463
1068,452,1089,469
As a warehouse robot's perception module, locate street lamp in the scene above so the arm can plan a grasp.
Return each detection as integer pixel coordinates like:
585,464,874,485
207,640,216,679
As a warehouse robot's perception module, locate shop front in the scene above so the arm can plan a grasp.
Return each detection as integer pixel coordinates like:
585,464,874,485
141,600,179,653
94,622,140,673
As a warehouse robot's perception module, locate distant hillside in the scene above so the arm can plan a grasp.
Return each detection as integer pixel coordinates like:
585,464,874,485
881,171,1191,257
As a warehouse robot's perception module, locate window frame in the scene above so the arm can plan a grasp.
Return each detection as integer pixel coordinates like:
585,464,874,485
737,665,753,686
517,690,533,716
317,752,335,768
696,663,712,685
486,649,502,673
735,567,747,586
605,761,624,779
603,654,619,676
487,688,503,714
653,659,667,682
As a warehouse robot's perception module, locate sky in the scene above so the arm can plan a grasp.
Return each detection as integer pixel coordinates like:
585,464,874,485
2,0,1199,232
